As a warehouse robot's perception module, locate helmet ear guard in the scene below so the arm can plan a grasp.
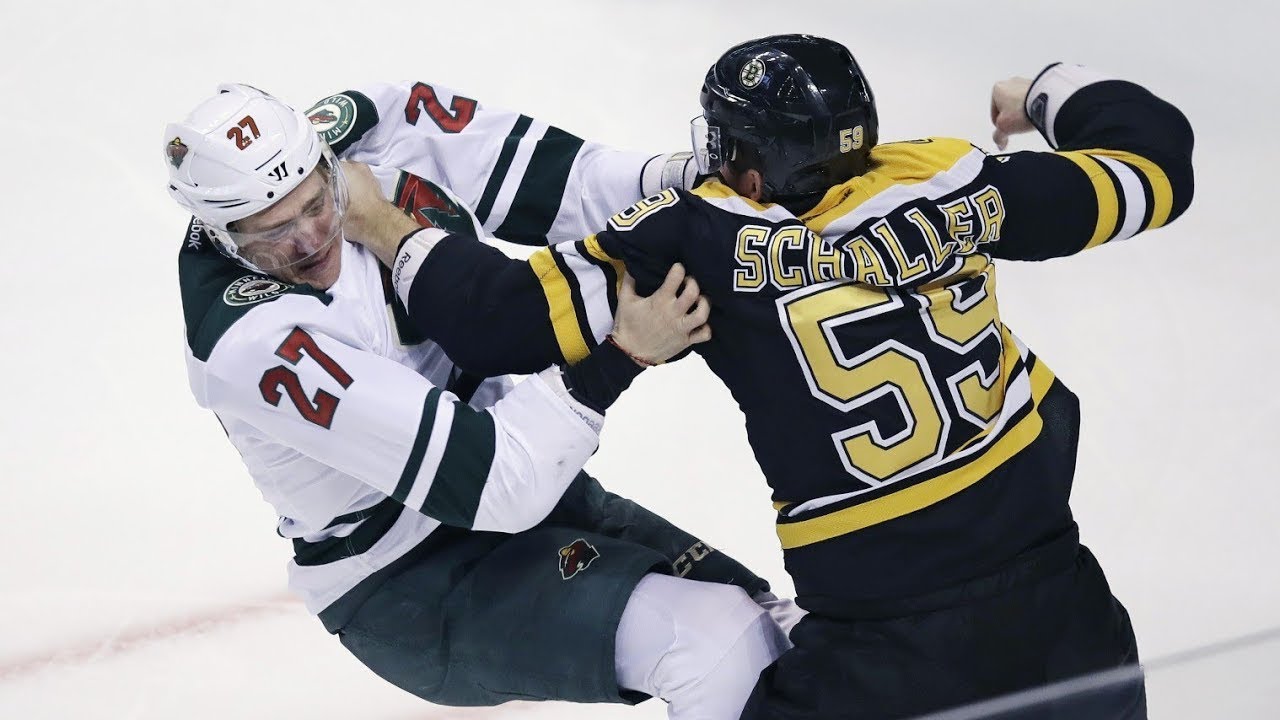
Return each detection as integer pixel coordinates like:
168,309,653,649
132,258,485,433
695,34,878,201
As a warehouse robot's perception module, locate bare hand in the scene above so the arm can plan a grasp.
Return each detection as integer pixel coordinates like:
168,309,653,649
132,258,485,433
990,77,1035,151
339,160,422,267
339,160,388,235
611,264,712,365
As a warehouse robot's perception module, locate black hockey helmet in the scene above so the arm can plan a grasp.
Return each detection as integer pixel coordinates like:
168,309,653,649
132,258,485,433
693,34,878,200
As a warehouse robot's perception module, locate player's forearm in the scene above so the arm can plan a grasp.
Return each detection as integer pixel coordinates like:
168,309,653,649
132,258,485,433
393,230,569,375
1028,63,1195,221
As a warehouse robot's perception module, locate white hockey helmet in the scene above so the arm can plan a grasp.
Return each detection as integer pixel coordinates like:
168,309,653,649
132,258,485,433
163,84,346,273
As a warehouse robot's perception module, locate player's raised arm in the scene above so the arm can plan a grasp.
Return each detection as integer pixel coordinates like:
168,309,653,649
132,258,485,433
193,243,702,534
343,161,698,376
978,63,1194,261
308,81,694,246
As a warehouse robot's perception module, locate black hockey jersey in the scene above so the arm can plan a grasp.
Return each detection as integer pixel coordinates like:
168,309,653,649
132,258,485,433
397,64,1194,606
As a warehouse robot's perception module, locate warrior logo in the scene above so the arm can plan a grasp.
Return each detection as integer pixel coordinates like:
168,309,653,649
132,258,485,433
167,137,189,169
558,538,600,580
739,59,765,89
223,275,292,306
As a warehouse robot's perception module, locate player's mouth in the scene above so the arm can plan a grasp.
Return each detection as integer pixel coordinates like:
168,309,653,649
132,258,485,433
295,239,338,276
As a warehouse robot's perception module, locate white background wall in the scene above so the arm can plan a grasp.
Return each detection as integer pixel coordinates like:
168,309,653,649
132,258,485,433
0,0,1276,717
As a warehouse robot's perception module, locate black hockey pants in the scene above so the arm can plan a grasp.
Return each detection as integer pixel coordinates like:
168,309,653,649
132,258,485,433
741,530,1145,720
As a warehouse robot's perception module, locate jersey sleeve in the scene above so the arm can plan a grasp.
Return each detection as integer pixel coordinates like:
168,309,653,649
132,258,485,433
980,63,1195,260
197,301,603,533
388,192,688,374
308,81,690,246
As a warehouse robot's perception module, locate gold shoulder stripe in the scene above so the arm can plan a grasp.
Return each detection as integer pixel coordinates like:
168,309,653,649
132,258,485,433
1057,151,1120,250
775,356,1057,550
528,248,591,364
581,234,625,291
1084,149,1174,230
691,179,776,214
800,138,977,235
871,138,976,182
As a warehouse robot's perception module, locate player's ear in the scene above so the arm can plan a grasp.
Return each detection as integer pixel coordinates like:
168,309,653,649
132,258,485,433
729,168,765,202
745,169,766,202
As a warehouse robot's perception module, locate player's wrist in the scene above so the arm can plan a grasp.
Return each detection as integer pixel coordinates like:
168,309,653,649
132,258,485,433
641,151,698,196
606,333,657,368
1025,63,1119,148
390,227,450,309
561,339,647,413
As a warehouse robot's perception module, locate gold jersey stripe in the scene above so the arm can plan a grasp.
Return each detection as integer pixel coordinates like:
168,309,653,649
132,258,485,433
582,234,626,289
775,358,1057,550
528,247,591,363
1057,151,1120,250
1083,149,1175,229
800,138,976,235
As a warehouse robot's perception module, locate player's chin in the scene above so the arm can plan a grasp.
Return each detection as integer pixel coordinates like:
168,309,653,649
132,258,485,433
284,242,341,289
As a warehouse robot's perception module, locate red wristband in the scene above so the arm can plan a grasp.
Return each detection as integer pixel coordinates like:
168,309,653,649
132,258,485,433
606,334,657,367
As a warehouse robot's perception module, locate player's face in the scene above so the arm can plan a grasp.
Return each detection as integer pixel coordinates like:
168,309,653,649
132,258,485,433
234,167,345,289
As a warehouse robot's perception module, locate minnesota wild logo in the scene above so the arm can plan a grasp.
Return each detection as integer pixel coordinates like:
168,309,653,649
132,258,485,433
558,538,600,580
167,137,189,169
394,172,479,236
223,275,292,307
306,94,357,145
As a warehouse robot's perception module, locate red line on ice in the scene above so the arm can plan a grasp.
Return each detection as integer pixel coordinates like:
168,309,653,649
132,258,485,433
0,592,298,682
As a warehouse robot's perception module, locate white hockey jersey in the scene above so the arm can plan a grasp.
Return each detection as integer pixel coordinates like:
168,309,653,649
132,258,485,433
178,80,678,614
308,80,688,247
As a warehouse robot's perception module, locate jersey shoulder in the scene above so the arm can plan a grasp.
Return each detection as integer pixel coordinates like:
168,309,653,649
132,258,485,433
304,89,380,156
689,180,799,225
800,137,988,236
868,136,980,183
178,218,332,362
599,184,799,263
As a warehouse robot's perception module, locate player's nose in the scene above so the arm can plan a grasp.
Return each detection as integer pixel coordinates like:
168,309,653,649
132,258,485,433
291,218,329,254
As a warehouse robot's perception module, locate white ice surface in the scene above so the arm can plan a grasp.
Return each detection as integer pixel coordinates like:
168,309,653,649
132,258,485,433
1,0,1276,717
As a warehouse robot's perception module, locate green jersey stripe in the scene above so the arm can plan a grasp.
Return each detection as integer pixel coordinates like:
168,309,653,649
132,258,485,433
475,115,534,225
324,500,387,529
393,389,442,503
494,126,585,245
292,495,405,567
420,402,497,527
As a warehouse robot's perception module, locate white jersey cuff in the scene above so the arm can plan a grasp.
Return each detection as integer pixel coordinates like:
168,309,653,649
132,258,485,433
536,366,604,434
1026,63,1119,149
392,227,450,308
641,152,697,197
